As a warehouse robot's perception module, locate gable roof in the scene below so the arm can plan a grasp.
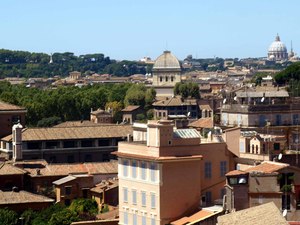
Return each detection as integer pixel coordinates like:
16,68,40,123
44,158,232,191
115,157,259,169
0,190,54,204
25,160,118,177
0,163,27,175
121,105,140,112
2,124,132,141
245,161,289,174
189,118,213,129
153,96,198,107
0,101,26,111
217,202,289,225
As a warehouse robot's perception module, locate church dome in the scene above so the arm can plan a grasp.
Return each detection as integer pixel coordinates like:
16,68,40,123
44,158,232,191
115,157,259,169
153,51,181,70
267,34,288,60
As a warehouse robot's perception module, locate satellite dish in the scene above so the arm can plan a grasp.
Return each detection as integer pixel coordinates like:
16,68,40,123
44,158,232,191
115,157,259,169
187,112,191,117
278,153,283,161
261,97,265,102
283,209,287,217
234,96,237,101
223,98,227,104
207,131,212,136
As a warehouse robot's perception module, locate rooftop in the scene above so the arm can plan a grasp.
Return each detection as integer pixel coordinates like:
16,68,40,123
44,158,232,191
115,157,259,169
189,118,214,129
217,202,288,225
0,190,54,205
153,95,198,107
2,124,132,141
0,101,26,111
0,162,27,175
121,105,140,112
24,160,118,177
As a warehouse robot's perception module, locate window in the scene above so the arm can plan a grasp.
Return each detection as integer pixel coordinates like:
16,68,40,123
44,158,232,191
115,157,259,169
141,161,147,180
132,189,137,205
63,141,76,148
220,188,226,199
293,114,299,125
124,212,128,225
84,154,92,162
65,186,72,195
165,76,168,82
151,218,156,225
133,214,137,225
256,145,258,154
205,191,212,205
81,139,93,147
151,193,156,209
276,114,282,126
150,163,156,182
123,159,129,177
159,77,162,82
123,187,128,203
98,139,110,146
141,191,146,207
204,162,212,178
282,194,291,210
229,177,237,185
67,155,75,163
132,160,137,178
171,76,174,82
274,143,280,151
142,216,146,225
220,161,227,177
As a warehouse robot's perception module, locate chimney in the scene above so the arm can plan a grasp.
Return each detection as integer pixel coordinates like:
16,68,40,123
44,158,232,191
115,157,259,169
12,123,23,162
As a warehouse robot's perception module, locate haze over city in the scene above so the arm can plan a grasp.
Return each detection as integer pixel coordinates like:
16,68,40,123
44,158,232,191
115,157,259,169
1,0,300,60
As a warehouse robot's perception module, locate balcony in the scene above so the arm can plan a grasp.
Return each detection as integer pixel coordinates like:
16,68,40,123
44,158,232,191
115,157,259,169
222,103,295,113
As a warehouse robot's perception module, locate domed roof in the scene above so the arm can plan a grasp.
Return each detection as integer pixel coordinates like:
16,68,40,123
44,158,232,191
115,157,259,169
153,51,181,70
268,34,287,53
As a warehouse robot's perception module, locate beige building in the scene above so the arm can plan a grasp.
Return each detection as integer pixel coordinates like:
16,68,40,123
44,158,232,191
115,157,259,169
152,51,182,96
115,120,236,225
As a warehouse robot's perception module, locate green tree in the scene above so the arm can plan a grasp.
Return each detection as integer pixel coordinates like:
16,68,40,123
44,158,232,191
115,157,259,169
48,208,79,225
37,116,62,127
124,84,146,107
0,208,18,225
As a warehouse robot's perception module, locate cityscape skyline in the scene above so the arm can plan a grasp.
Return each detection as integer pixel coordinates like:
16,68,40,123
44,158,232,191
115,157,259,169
1,0,300,60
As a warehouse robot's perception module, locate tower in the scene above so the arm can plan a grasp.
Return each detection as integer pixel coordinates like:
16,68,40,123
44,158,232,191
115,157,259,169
12,123,23,162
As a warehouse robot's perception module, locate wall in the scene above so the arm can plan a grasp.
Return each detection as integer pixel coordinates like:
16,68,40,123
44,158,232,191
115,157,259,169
160,160,201,225
0,112,26,138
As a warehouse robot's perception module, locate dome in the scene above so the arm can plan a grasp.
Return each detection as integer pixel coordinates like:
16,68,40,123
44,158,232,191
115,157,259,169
153,51,181,70
268,35,287,53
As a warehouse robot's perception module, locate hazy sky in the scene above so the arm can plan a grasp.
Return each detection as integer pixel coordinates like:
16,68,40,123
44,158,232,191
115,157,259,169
1,0,299,60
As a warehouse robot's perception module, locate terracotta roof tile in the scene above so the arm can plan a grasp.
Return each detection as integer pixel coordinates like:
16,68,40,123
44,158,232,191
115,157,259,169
0,190,54,204
245,161,289,174
153,96,198,107
226,170,248,176
217,202,289,225
121,105,140,112
25,161,118,177
0,163,27,175
0,101,26,111
2,124,132,141
189,118,213,129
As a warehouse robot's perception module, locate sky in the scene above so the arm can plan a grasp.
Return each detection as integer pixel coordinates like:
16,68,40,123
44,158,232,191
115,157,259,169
1,0,300,61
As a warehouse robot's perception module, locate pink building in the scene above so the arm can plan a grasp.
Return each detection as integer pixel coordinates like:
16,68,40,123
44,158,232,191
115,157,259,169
115,120,236,225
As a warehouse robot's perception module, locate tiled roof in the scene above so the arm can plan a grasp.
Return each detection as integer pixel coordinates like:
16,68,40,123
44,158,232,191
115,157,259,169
25,160,118,177
217,202,289,225
2,125,132,141
171,205,223,225
226,170,248,176
0,190,54,204
54,121,113,127
245,161,289,174
189,118,213,129
0,101,26,111
121,105,140,112
153,96,198,107
0,163,27,175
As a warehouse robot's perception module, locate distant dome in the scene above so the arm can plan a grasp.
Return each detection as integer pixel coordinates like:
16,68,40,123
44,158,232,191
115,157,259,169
153,51,181,70
267,34,288,60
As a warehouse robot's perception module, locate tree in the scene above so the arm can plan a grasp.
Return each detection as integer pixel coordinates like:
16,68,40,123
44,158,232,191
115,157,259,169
48,208,79,225
274,62,300,85
174,82,200,99
124,84,147,107
37,116,62,127
0,208,18,225
145,88,156,110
